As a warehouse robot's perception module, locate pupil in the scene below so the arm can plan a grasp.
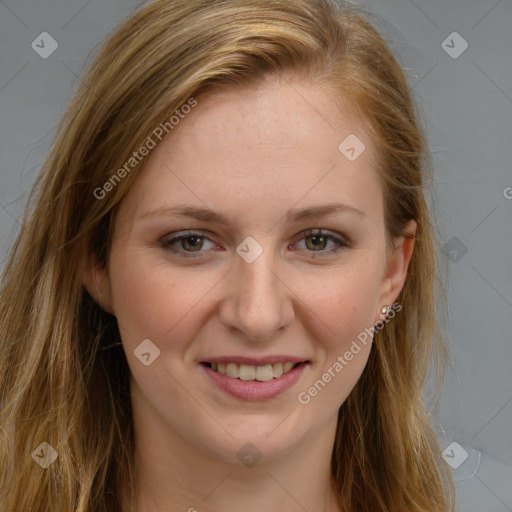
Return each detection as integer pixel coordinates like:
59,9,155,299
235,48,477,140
309,235,325,250
184,236,202,251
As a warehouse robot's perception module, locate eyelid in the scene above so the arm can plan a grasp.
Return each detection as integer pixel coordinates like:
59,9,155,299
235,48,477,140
160,228,351,259
291,228,351,247
289,229,351,258
160,230,220,257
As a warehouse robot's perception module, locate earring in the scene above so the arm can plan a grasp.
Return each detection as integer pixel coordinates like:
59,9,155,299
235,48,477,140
374,305,392,329
375,305,390,326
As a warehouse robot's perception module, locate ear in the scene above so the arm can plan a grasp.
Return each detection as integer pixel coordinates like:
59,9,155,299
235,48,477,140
79,249,115,315
376,219,417,320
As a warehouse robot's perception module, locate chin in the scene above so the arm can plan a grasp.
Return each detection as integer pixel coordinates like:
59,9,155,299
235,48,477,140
191,410,312,465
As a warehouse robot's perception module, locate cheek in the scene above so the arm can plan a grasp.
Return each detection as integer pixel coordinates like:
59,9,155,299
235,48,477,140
108,247,223,355
292,257,381,408
296,272,378,410
108,250,180,345
298,259,383,350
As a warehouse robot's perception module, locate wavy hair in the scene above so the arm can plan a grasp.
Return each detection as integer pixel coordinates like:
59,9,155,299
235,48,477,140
0,0,454,510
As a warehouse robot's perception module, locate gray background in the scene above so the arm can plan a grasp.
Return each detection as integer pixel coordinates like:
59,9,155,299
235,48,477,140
1,0,511,510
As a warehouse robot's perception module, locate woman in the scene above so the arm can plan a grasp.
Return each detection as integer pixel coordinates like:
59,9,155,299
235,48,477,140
0,0,455,510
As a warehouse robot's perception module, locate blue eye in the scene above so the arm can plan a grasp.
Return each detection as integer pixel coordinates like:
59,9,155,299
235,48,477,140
160,229,350,259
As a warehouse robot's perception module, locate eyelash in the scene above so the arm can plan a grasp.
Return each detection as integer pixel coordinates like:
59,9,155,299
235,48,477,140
160,229,351,259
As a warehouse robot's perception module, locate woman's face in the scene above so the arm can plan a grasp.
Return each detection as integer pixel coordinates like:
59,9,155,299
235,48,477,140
86,74,415,464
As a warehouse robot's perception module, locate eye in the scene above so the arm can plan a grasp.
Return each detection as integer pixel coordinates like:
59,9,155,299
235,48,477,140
290,229,350,258
160,229,350,259
160,231,219,258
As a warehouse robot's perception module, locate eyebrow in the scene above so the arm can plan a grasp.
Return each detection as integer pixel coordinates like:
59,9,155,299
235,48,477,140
140,202,367,226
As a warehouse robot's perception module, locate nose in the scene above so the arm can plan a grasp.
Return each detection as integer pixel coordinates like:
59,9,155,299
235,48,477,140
218,245,295,342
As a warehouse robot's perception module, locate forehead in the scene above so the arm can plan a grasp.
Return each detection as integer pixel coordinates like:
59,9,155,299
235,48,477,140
116,75,382,231
175,75,369,162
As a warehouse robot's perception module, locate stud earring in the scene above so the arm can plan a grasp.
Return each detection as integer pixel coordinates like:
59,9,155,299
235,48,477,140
374,305,390,326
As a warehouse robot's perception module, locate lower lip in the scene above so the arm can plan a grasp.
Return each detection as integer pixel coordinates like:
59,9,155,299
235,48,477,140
201,363,308,401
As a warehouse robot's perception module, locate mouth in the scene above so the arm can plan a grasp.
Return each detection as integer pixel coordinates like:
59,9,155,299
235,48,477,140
200,359,310,401
201,361,306,381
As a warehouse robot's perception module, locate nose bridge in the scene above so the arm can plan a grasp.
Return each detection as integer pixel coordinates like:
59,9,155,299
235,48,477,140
220,239,293,341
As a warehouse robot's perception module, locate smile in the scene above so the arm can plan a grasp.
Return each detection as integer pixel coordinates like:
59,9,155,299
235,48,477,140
200,360,310,401
203,362,300,381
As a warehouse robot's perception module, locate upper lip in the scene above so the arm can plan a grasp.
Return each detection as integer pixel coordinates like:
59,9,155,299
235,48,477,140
201,356,309,365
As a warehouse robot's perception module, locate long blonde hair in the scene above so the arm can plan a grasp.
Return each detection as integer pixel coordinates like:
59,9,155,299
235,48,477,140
0,0,454,510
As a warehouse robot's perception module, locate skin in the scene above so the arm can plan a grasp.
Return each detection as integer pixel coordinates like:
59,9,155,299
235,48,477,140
82,72,416,512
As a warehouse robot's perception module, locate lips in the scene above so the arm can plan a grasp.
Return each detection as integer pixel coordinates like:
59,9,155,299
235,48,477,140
200,356,310,400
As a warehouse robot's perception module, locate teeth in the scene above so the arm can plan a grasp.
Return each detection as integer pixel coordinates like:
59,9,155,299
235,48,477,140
272,362,283,378
255,365,273,381
238,365,256,380
212,361,299,380
283,362,294,373
226,363,239,378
